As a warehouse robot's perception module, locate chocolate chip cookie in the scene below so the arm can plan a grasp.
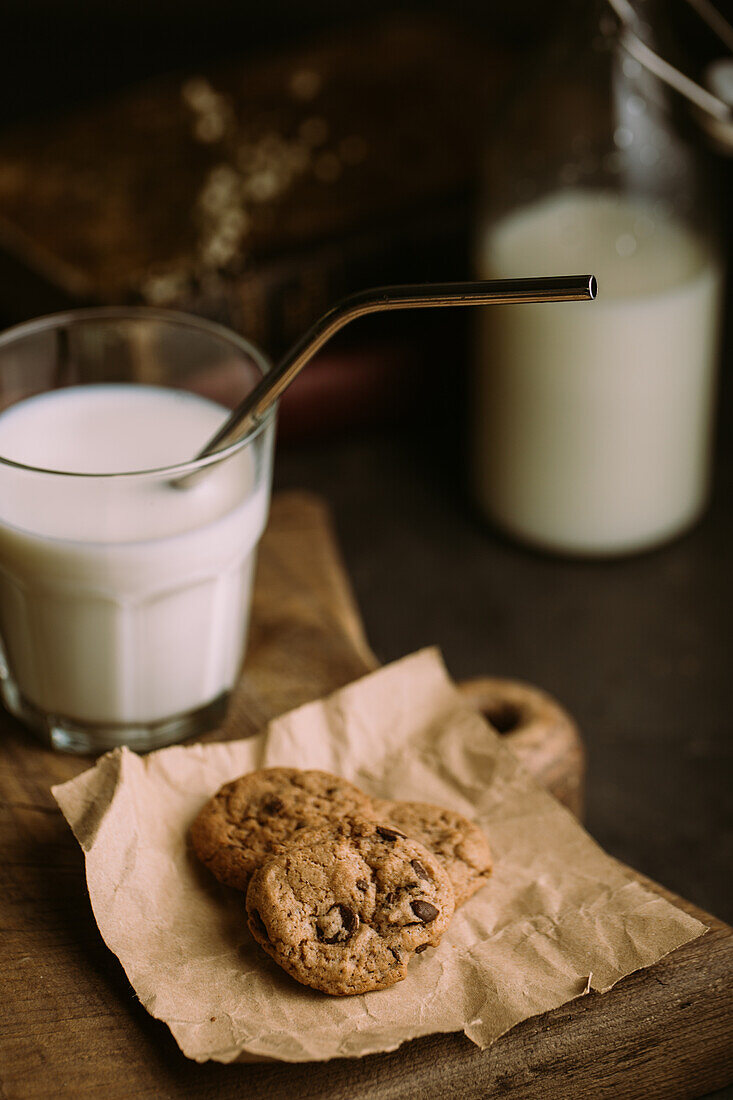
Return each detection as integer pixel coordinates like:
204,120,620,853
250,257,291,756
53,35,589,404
190,767,375,891
246,818,456,995
373,799,492,906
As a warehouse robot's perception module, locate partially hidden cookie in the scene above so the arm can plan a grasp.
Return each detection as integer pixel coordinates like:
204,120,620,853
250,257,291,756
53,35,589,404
373,799,492,906
246,818,456,995
190,767,375,892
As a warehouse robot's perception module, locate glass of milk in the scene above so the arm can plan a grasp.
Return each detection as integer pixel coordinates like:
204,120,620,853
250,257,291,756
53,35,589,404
0,308,276,752
473,1,725,556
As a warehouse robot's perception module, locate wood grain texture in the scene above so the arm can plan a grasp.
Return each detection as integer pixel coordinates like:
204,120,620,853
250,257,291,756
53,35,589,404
0,491,730,1100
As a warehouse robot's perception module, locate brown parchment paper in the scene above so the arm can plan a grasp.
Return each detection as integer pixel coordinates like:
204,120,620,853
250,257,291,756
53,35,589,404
52,648,706,1064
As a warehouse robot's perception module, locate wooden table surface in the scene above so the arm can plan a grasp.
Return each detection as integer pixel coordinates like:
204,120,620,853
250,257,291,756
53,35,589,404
2,493,732,1099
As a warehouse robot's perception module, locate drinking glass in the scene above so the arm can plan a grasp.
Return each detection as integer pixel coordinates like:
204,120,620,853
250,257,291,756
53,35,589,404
0,307,275,752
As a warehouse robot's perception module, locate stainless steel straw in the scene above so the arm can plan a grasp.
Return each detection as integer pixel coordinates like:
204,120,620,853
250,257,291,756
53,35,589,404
187,274,596,475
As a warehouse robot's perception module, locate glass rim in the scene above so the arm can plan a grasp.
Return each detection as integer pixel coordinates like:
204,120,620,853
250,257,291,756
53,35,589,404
0,305,276,480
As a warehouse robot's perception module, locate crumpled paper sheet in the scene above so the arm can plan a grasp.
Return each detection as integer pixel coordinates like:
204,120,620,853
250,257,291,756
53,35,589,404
52,648,706,1064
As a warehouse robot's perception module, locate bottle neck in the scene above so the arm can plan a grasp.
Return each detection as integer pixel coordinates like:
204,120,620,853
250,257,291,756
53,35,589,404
480,1,716,241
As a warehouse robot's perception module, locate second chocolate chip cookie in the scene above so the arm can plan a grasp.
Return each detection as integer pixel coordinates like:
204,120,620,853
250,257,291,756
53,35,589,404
373,799,493,906
190,767,375,891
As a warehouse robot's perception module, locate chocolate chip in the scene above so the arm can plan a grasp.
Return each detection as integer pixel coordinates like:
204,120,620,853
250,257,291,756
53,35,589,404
338,904,358,934
384,891,396,905
410,899,439,923
356,878,368,891
415,943,429,954
250,910,269,940
376,825,406,841
390,947,402,963
317,903,359,943
410,859,430,881
262,796,284,814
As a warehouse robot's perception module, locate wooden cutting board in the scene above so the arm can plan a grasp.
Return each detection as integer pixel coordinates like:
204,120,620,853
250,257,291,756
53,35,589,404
1,492,731,1100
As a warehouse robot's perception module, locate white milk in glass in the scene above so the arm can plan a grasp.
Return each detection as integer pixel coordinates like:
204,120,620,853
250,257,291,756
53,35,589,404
474,190,722,555
0,384,271,726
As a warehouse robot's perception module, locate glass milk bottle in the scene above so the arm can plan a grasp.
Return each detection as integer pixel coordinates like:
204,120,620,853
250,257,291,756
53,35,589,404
473,0,724,556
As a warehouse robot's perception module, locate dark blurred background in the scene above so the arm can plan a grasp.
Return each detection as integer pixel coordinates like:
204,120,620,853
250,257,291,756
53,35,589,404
0,2,542,121
0,0,731,992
